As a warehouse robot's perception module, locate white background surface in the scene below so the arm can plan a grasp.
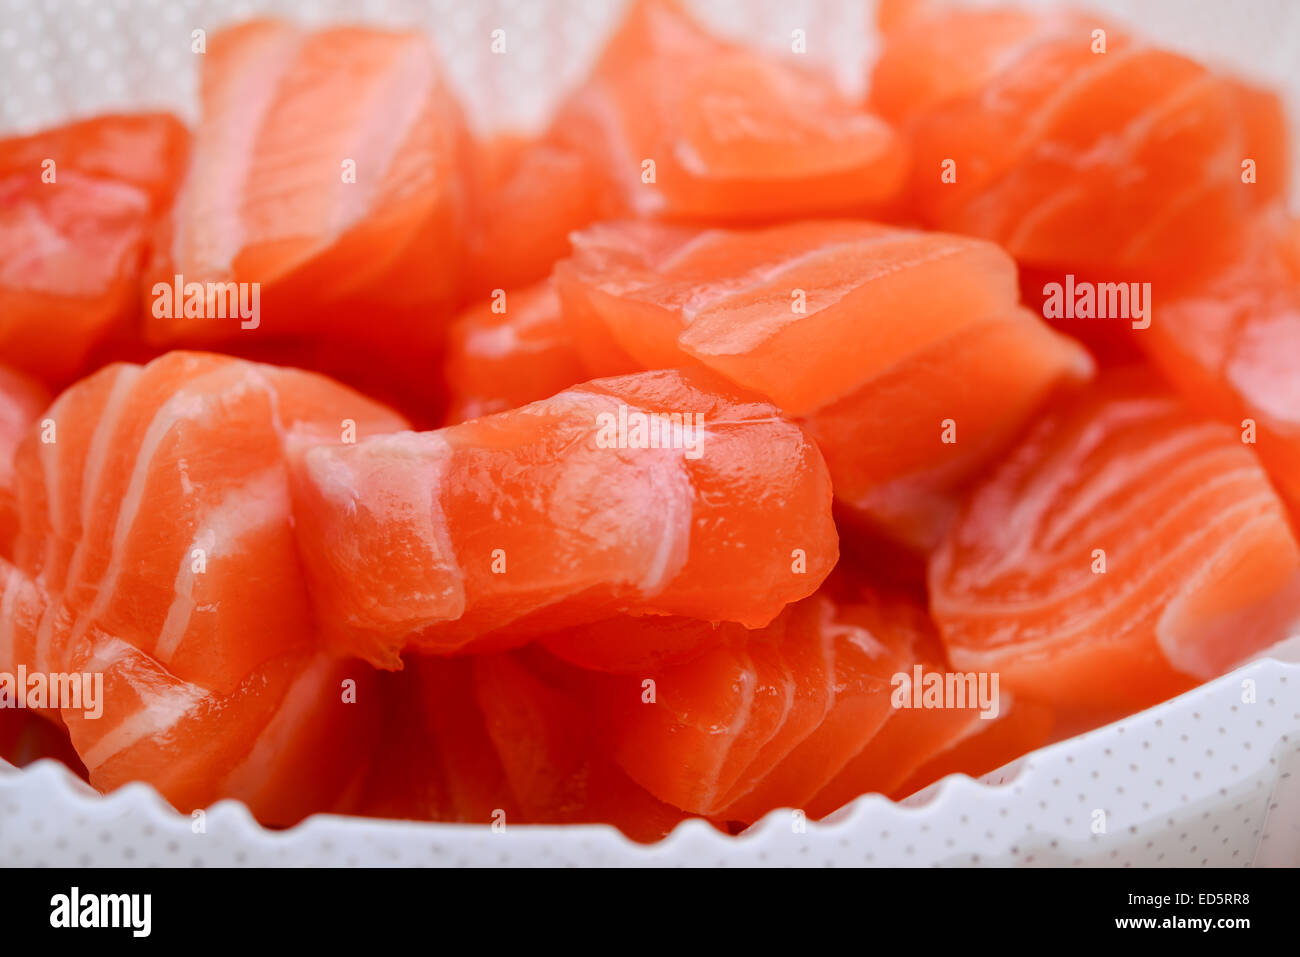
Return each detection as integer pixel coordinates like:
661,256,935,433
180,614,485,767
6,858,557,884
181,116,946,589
2,0,1300,155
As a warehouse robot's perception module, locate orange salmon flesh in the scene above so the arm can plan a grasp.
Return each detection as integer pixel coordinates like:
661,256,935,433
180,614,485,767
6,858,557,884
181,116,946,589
0,0,1297,843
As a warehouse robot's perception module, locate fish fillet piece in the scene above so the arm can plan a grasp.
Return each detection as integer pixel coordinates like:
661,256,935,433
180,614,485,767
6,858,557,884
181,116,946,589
472,650,689,843
462,0,908,293
145,21,471,356
805,598,1051,817
290,368,837,667
539,614,745,675
353,659,515,826
443,280,589,424
463,134,606,298
548,0,906,224
581,589,913,819
0,367,48,559
0,114,188,386
806,696,1052,816
888,697,1053,800
929,372,1300,718
1141,218,1300,517
555,219,1092,548
870,4,1286,274
0,351,406,823
356,650,688,842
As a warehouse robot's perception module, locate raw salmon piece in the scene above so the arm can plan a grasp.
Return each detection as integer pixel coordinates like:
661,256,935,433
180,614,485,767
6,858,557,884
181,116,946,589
555,219,1092,548
354,660,515,825
800,311,1093,548
463,135,605,297
473,650,688,842
145,21,471,353
9,352,405,690
0,553,378,826
358,652,686,841
0,112,188,208
0,367,48,558
540,614,741,674
803,582,980,814
874,0,935,35
889,697,1054,799
0,352,405,824
1018,266,1150,367
871,6,1284,274
1281,215,1300,280
1141,227,1300,516
709,590,931,824
587,589,913,819
443,281,589,424
929,372,1300,718
806,704,972,815
808,686,1052,816
1228,80,1290,209
554,218,1089,414
549,0,906,224
290,368,838,666
870,5,1045,121
0,114,189,387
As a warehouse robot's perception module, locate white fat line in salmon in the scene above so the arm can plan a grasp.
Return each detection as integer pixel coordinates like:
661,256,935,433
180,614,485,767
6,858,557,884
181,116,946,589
151,273,261,330
1042,274,1152,330
890,665,1001,720
595,405,706,460
49,888,150,937
0,665,103,719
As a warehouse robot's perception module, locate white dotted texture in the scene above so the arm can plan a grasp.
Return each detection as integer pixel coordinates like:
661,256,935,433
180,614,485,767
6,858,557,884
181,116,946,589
0,0,1298,161
0,0,872,136
2,657,1296,866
